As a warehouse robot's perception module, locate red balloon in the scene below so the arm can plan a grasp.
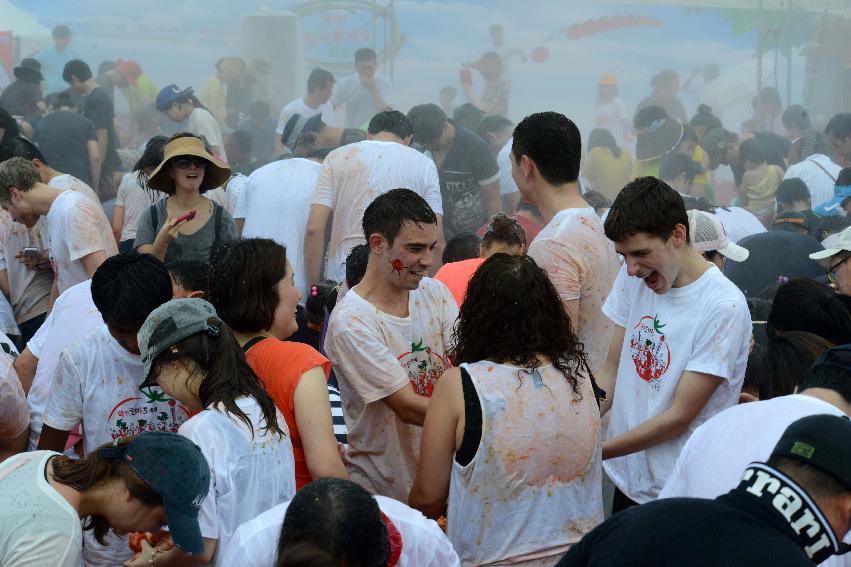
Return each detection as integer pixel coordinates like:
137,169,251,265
532,46,549,63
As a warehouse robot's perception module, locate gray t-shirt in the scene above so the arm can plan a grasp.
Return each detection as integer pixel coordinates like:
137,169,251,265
133,197,238,264
330,73,393,128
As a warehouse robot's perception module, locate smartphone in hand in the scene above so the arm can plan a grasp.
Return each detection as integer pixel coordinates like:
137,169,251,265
22,247,39,258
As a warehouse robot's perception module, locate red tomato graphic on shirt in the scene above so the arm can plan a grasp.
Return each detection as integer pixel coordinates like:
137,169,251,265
107,388,191,440
397,339,447,397
629,314,671,386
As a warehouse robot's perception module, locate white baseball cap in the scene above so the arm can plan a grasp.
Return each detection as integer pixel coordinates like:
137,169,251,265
687,209,749,262
810,226,851,261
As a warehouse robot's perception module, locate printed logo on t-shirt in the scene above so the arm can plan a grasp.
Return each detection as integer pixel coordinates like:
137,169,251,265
397,339,447,397
629,314,671,388
107,387,191,440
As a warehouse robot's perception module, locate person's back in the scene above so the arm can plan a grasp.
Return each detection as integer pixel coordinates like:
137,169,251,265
723,231,824,296
314,140,442,282
449,360,602,565
583,146,632,202
34,110,96,185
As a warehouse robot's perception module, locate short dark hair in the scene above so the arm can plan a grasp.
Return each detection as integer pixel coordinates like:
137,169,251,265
362,188,437,246
305,280,338,326
52,91,75,110
367,109,412,139
838,167,851,187
775,178,810,206
475,115,514,142
0,136,47,164
442,233,480,264
798,363,851,405
133,135,168,188
452,103,485,132
62,59,92,83
408,104,447,146
345,244,370,289
278,479,389,567
167,260,209,296
354,48,377,63
604,177,689,243
208,239,287,334
512,111,582,185
767,278,851,345
52,25,71,39
90,252,173,327
826,113,851,142
228,130,253,155
634,105,667,130
782,105,811,132
659,152,699,184
587,128,621,159
748,331,832,400
249,100,271,121
739,138,767,165
307,68,335,93
767,456,850,501
582,191,613,212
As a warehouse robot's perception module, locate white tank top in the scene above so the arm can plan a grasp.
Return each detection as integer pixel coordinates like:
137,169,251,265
447,361,603,566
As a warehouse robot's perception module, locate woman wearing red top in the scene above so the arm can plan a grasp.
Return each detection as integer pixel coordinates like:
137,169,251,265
209,238,347,489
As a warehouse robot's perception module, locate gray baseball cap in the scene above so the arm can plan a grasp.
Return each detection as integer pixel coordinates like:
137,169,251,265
137,298,220,388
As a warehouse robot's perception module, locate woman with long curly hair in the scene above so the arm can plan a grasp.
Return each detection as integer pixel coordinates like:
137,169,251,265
409,253,604,566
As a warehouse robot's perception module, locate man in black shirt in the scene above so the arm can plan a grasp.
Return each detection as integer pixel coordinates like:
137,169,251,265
558,414,851,566
703,127,789,187
408,103,500,239
33,92,99,186
62,59,122,198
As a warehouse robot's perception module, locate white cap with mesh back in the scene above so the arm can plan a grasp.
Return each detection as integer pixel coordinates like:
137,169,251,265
811,226,851,261
687,209,750,262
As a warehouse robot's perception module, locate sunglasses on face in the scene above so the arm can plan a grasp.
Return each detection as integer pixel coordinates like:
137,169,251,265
172,157,208,170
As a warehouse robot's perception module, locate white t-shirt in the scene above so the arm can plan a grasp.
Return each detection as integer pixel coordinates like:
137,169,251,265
602,264,751,503
313,140,443,283
220,494,460,567
242,159,321,297
179,396,296,567
40,189,117,294
497,137,519,196
187,107,228,162
330,73,393,128
0,334,26,442
114,173,165,242
660,394,845,500
595,98,629,146
47,173,99,204
0,451,81,567
205,187,234,215
26,280,103,451
0,209,51,324
225,173,248,220
275,97,335,135
783,154,842,209
325,278,458,502
713,206,766,243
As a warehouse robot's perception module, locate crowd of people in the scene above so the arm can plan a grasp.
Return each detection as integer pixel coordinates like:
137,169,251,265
1,21,851,567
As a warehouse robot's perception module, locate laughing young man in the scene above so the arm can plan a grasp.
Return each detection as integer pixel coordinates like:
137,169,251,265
597,177,751,512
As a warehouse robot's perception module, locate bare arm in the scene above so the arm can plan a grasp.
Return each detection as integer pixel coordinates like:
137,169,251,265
480,180,501,219
13,347,38,395
112,205,126,245
87,140,101,194
0,429,27,463
126,538,216,567
36,423,70,453
96,129,108,163
597,325,626,416
293,367,348,481
234,218,244,236
0,269,9,299
138,214,194,263
80,250,109,278
384,383,430,426
303,204,332,288
409,367,463,519
602,370,724,460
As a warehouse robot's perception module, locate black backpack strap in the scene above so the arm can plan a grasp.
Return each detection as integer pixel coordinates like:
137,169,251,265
210,202,224,255
242,336,267,353
149,202,159,234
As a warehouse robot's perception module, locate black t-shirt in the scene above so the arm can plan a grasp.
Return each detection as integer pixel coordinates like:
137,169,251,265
0,81,42,118
82,86,122,174
558,493,815,567
435,121,500,238
34,110,97,185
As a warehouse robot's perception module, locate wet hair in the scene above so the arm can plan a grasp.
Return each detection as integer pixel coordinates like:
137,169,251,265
512,111,582,185
133,135,168,189
633,105,667,130
690,104,723,133
739,138,767,165
747,331,833,400
249,100,271,122
604,177,689,243
362,188,437,246
767,456,850,501
748,295,773,347
767,278,851,345
838,168,851,186
481,213,526,252
276,542,337,567
798,363,851,404
452,103,486,132
307,68,335,93
51,437,163,544
367,109,412,139
451,254,593,398
0,135,47,164
659,152,700,184
208,238,287,334
306,280,338,327
151,317,284,436
582,190,612,212
345,244,370,289
818,216,851,241
91,252,172,328
278,479,389,567
587,128,621,159
651,69,678,90
52,91,75,110
775,178,810,207
475,115,514,143
681,194,717,214
0,156,41,200
407,103,448,146
167,259,209,296
782,105,811,132
826,113,851,142
62,59,92,83
442,233,480,264
354,48,377,63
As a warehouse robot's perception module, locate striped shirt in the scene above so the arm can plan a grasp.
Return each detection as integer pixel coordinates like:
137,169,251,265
327,385,348,446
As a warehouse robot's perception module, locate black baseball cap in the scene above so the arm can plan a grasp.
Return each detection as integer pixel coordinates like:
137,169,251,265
771,413,851,491
100,432,210,555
